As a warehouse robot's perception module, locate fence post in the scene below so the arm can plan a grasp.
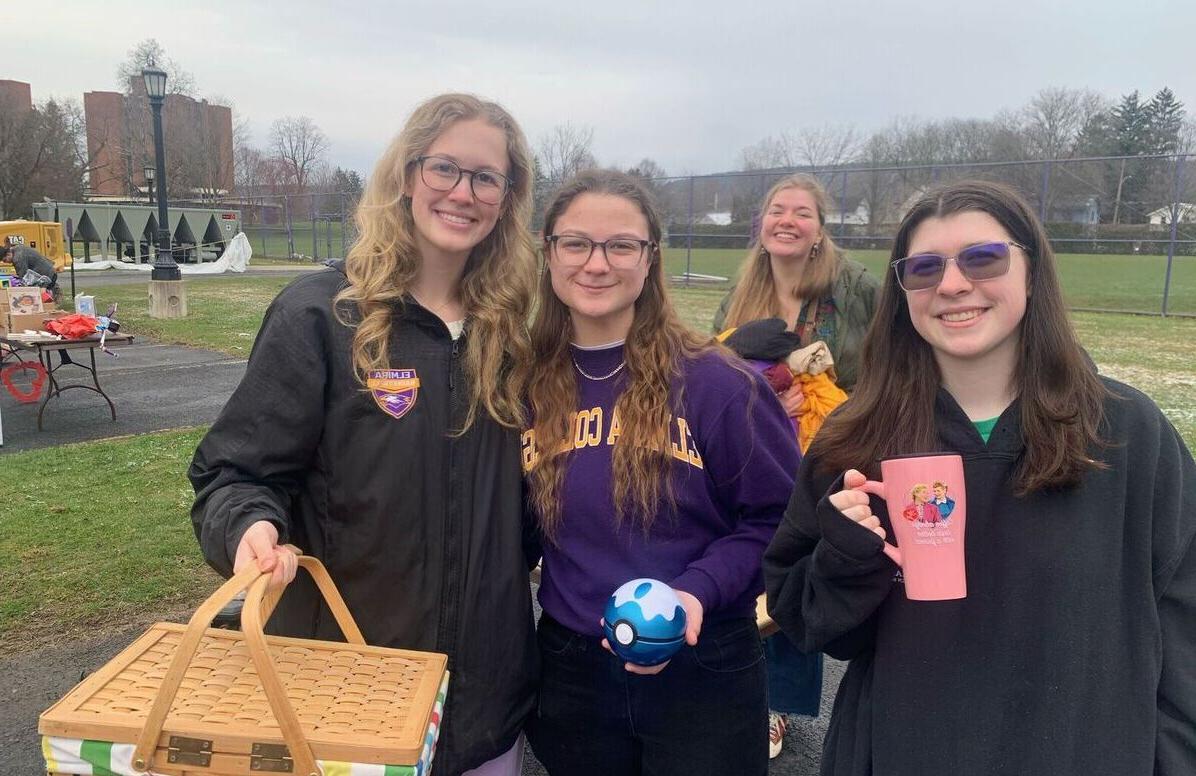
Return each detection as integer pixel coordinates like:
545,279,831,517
839,170,847,231
311,194,318,261
685,175,694,287
1161,153,1186,317
284,195,295,259
340,193,348,258
1039,160,1051,223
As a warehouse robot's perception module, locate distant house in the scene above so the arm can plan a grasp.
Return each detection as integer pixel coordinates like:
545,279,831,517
1047,197,1100,225
696,211,733,226
1148,203,1196,225
824,197,870,225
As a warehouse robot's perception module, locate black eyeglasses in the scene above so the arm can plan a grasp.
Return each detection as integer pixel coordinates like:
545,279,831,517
414,156,512,205
546,235,656,268
891,240,1025,292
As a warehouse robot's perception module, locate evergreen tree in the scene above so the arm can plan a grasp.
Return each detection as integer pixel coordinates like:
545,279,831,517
1146,88,1185,154
1110,91,1152,156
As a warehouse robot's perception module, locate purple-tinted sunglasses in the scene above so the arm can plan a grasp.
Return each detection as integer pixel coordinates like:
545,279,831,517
891,240,1025,292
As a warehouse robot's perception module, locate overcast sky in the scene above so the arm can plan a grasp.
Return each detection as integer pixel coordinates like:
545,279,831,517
6,0,1192,178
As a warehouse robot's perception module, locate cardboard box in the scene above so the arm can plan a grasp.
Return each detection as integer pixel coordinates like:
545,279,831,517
6,287,43,314
6,309,66,333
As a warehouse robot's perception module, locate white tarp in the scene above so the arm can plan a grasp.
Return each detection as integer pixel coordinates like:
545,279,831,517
69,233,252,274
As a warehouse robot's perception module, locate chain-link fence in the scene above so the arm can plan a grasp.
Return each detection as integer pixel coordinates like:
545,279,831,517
220,191,357,263
651,153,1196,316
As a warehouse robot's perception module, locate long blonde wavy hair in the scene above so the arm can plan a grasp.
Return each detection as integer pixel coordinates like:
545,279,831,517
527,170,733,538
721,174,845,328
335,93,536,429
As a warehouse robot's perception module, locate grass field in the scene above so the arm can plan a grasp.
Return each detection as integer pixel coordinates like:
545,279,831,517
243,220,350,261
0,428,221,650
1,273,1193,652
664,248,1196,315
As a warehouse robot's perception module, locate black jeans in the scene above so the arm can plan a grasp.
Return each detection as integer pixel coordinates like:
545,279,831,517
528,613,768,776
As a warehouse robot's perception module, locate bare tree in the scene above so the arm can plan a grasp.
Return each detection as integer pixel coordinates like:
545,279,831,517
737,135,792,171
1022,87,1109,160
783,124,859,169
0,97,86,218
1178,119,1196,157
112,40,200,199
627,157,667,181
235,145,266,195
270,116,329,192
536,123,597,185
116,39,196,96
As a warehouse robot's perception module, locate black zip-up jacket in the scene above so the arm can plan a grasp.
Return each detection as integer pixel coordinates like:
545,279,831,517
190,267,537,775
764,379,1196,775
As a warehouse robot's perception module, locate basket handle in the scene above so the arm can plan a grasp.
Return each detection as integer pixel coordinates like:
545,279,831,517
132,552,365,775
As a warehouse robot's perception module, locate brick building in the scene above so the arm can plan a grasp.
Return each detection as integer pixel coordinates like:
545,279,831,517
84,77,234,199
0,79,33,112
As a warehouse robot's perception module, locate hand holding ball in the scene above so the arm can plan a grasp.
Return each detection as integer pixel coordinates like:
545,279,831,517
602,579,687,666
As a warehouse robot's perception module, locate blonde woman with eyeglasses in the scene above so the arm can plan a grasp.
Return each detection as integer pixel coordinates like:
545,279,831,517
191,93,539,776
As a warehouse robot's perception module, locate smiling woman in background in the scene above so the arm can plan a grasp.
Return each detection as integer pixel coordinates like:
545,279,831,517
713,173,879,758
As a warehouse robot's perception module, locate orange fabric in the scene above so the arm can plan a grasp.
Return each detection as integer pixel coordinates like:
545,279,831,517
795,372,847,453
45,313,99,339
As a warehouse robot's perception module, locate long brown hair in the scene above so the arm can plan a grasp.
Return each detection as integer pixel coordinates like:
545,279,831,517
527,169,728,537
812,180,1108,494
721,174,845,328
334,93,536,429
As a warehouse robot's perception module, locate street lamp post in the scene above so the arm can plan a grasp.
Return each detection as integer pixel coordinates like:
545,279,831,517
142,64,179,281
142,63,186,317
143,164,155,205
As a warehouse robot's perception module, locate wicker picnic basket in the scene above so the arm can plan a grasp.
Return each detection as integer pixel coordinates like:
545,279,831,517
39,555,449,776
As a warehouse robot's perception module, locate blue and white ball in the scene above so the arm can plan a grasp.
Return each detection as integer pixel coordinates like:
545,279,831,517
603,578,687,666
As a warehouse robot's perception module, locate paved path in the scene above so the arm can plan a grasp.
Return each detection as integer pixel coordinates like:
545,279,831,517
0,340,246,453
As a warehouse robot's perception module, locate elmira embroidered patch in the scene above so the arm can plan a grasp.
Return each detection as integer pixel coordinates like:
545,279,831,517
367,369,421,420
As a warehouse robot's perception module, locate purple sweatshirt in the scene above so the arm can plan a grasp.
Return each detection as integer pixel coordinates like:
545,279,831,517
523,342,801,636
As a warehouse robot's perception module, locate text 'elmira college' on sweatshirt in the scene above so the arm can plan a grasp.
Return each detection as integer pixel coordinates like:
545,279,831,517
523,342,801,636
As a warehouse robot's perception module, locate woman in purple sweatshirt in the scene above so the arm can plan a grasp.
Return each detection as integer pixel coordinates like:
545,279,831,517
521,169,801,776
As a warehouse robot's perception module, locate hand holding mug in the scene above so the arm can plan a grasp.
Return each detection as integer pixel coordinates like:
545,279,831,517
830,469,886,541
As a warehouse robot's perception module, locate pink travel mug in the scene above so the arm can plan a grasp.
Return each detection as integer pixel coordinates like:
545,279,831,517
860,454,967,601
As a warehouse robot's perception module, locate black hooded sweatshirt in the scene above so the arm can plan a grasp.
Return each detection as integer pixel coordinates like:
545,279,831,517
190,267,537,775
765,379,1196,775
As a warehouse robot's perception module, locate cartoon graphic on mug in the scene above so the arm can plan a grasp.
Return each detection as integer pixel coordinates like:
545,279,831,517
904,484,941,524
931,481,956,521
860,454,967,601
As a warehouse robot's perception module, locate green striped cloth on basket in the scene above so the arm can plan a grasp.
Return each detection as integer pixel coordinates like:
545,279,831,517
43,671,448,776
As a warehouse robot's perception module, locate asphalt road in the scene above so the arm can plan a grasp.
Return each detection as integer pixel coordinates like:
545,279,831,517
0,339,247,453
58,263,321,290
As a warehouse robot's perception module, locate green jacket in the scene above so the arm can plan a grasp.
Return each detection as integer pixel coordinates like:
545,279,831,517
712,258,880,392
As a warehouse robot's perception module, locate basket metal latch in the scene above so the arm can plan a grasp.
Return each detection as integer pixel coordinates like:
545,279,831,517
167,735,213,767
251,742,294,772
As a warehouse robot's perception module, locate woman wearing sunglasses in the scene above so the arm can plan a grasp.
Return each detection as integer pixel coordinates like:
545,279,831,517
523,170,800,775
713,174,880,757
764,180,1196,775
191,94,539,776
